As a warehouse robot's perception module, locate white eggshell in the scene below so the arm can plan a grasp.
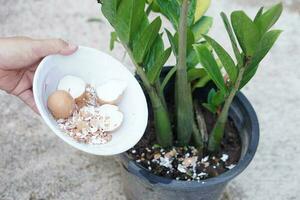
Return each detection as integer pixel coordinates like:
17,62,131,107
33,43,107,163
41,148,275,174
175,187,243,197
96,80,127,104
58,75,86,99
98,104,123,132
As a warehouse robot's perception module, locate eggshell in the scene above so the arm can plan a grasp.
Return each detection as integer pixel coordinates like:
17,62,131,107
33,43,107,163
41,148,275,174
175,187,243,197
47,90,75,119
96,80,127,105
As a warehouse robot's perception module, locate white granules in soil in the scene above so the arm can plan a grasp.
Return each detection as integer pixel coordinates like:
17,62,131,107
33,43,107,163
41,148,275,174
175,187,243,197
57,85,113,145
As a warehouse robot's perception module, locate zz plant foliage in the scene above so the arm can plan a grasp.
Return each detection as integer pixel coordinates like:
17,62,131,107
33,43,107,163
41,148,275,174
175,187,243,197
98,0,282,153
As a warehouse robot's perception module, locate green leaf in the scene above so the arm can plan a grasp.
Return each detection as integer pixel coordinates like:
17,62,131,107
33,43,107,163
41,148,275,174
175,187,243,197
146,1,153,15
147,48,172,84
206,88,224,107
115,0,146,44
194,44,227,93
231,11,260,56
156,0,180,29
251,30,282,68
146,0,161,12
166,28,195,56
187,0,197,26
165,29,177,55
109,32,118,51
212,90,225,106
101,0,120,25
194,0,211,21
192,75,210,90
254,7,264,21
144,35,164,71
254,3,283,35
133,17,162,64
220,12,243,65
241,30,282,88
161,66,176,91
192,16,213,41
207,88,216,104
188,68,207,82
187,41,212,68
203,34,238,83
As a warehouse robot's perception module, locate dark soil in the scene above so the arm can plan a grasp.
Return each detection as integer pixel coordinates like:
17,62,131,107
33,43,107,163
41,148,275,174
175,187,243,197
127,107,242,181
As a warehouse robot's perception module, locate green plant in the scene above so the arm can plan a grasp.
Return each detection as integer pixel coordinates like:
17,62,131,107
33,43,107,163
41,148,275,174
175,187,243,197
99,0,282,153
194,3,283,151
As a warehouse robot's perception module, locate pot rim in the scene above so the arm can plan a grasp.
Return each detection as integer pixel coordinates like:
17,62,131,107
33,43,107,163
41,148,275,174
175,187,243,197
121,92,259,189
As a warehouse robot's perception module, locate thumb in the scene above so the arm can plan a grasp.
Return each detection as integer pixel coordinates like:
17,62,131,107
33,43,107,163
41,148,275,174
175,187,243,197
33,39,78,57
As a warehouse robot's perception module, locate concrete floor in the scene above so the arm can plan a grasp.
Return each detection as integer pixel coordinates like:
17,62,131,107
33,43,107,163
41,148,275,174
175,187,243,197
0,0,299,199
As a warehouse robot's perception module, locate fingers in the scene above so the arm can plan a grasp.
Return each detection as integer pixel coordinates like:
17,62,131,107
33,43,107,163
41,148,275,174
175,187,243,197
18,89,39,114
7,70,39,114
32,38,78,58
0,37,78,70
16,71,39,114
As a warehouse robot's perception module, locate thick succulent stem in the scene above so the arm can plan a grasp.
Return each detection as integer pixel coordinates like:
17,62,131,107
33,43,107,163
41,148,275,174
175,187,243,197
123,43,173,147
208,67,246,152
175,0,195,146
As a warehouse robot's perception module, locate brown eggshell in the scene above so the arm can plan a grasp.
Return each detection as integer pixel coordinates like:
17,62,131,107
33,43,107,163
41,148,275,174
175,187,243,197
47,90,75,119
75,92,89,109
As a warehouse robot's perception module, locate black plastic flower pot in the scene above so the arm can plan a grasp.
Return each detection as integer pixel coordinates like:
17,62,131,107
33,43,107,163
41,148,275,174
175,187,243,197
117,67,259,200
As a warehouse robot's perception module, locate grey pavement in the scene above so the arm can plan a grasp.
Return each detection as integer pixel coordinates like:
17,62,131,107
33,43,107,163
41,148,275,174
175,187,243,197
0,0,299,199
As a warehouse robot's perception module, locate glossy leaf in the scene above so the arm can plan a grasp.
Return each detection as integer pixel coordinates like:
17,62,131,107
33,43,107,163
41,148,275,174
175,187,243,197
115,0,146,44
254,3,283,35
156,0,180,29
187,0,197,26
241,30,282,88
147,48,172,84
254,7,264,21
251,30,282,68
146,0,161,12
203,34,238,83
192,16,213,41
231,11,260,56
220,12,243,65
194,0,211,21
133,17,162,64
188,68,207,82
166,29,177,55
161,66,176,91
212,90,225,106
194,44,227,93
144,35,164,71
192,75,210,91
101,0,120,25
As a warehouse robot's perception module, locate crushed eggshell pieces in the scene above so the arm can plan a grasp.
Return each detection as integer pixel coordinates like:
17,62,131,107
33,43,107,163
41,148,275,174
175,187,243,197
48,75,127,145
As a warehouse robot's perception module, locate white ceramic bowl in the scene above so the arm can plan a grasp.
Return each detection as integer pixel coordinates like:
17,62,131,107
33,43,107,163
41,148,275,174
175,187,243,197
33,46,148,156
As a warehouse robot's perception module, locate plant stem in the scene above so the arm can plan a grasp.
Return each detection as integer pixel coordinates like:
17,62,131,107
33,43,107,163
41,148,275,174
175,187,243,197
155,80,167,109
192,120,204,153
208,67,246,152
122,43,173,147
175,0,195,146
194,101,208,143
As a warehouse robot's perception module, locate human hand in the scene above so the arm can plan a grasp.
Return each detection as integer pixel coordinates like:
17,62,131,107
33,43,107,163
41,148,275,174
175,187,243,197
0,37,78,113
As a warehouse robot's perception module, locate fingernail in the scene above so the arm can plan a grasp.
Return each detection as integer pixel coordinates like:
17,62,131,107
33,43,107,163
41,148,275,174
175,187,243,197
60,43,78,55
67,43,78,50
